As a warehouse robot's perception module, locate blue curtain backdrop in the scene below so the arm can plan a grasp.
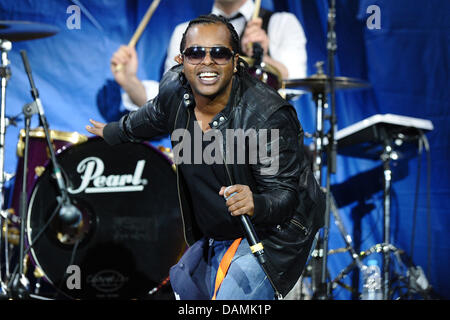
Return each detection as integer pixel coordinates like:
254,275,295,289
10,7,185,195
0,0,448,299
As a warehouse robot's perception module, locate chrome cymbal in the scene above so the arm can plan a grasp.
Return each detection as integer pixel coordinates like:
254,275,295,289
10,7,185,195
0,20,59,42
283,74,371,93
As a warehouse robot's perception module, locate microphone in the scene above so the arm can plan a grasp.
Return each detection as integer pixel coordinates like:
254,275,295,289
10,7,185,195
223,186,281,298
223,187,265,261
58,196,83,228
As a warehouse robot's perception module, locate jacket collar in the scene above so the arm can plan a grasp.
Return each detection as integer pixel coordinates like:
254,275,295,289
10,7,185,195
182,75,241,130
210,75,241,129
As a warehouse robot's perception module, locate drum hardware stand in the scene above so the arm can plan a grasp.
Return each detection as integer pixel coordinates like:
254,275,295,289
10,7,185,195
326,195,366,295
9,100,38,299
329,192,365,274
319,0,338,300
379,131,404,300
7,50,83,299
307,61,328,299
310,61,326,183
0,39,11,209
0,38,12,300
308,0,339,299
331,241,432,299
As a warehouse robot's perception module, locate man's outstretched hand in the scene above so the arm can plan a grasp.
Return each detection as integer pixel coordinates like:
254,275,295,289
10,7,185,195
86,119,106,138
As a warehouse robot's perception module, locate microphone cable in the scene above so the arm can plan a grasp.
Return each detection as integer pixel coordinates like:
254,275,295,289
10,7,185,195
409,131,432,287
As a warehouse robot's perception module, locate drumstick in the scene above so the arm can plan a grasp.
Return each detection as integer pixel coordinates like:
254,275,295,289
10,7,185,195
129,0,161,48
247,0,262,53
252,0,261,19
114,0,161,72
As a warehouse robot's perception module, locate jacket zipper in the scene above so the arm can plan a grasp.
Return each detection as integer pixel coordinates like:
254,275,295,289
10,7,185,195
175,102,190,245
290,218,308,236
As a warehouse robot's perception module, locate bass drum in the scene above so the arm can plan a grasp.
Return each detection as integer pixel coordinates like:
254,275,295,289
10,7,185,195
26,137,185,299
10,128,87,225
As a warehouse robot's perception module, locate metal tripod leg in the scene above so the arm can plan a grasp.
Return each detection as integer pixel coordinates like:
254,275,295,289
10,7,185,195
0,40,11,212
328,193,366,292
305,190,365,298
0,39,12,299
329,193,364,269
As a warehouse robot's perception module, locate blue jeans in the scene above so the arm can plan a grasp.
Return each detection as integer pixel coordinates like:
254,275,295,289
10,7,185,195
206,238,275,300
171,237,276,300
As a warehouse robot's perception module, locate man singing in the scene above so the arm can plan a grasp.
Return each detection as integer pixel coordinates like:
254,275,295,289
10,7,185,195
87,14,324,300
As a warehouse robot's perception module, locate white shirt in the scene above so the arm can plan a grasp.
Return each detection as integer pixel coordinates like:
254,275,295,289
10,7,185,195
124,0,307,111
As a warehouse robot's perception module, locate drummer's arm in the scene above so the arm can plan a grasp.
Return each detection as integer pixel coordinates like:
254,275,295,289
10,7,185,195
110,45,148,107
121,76,148,107
241,18,289,79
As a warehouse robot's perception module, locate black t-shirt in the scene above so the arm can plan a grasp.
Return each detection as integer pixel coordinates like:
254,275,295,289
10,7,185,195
179,100,244,240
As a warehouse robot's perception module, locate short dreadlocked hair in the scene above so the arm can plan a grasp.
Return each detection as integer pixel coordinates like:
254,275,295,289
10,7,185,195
179,14,241,55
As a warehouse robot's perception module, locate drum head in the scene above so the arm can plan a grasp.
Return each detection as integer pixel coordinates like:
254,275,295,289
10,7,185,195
26,138,185,299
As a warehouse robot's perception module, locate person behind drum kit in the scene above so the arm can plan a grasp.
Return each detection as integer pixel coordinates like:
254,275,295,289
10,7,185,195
109,0,307,111
87,14,324,300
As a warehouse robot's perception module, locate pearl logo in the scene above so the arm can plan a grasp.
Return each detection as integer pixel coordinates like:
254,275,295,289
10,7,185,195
68,157,147,194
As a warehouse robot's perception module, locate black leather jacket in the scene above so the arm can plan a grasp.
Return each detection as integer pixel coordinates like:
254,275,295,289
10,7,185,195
103,65,325,297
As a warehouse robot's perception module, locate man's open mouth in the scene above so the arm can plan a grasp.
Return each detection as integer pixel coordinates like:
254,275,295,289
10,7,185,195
198,71,219,83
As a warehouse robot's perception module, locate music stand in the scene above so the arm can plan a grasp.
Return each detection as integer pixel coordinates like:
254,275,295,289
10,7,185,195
335,113,434,299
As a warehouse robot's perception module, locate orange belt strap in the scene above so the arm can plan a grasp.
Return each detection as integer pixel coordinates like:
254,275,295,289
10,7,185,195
211,238,242,300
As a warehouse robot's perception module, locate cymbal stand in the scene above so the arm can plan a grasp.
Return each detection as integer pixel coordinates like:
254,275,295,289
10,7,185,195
319,0,338,300
308,0,339,300
311,62,326,183
0,39,12,299
310,0,354,299
305,60,327,298
328,194,365,292
380,137,396,300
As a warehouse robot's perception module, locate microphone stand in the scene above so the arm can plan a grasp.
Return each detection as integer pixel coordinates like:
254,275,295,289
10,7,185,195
19,50,81,225
316,0,338,300
9,101,37,299
9,50,81,299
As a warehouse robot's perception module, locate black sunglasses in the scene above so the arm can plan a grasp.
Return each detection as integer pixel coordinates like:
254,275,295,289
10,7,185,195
182,46,235,65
